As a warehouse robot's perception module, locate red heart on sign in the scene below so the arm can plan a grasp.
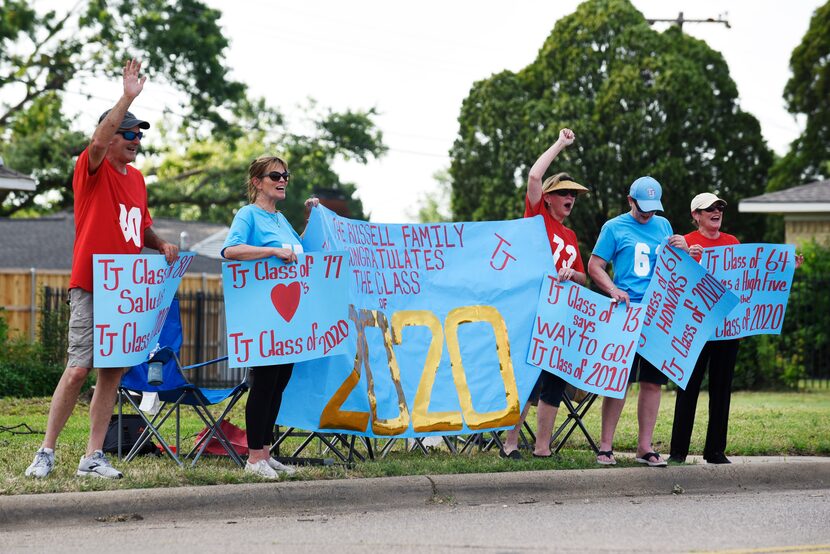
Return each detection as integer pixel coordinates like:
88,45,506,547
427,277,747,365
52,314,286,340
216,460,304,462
270,282,301,322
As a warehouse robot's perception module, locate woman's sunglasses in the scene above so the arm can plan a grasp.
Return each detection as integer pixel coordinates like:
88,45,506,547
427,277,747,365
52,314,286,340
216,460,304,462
261,171,291,182
552,190,578,197
117,130,143,141
702,205,725,213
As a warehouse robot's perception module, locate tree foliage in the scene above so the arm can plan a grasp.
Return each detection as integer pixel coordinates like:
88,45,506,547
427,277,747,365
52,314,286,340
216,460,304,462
450,0,772,249
148,102,387,229
0,0,246,215
0,1,386,224
768,1,830,192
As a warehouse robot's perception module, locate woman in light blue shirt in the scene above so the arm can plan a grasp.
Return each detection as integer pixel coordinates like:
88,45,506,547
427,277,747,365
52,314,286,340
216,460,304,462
222,155,318,479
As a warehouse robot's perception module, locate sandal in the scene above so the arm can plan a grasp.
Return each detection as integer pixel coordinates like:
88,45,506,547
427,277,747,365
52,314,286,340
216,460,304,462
635,451,667,467
499,448,522,460
596,450,616,465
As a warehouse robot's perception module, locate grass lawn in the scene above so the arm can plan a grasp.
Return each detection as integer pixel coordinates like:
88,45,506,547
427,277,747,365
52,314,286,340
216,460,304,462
1,386,828,495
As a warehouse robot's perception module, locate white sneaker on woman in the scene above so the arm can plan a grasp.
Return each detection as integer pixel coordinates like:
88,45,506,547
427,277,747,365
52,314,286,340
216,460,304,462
268,457,297,476
245,459,279,479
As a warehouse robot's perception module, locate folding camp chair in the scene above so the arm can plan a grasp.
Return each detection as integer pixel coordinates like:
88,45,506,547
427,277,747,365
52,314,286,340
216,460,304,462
118,297,249,467
549,389,599,454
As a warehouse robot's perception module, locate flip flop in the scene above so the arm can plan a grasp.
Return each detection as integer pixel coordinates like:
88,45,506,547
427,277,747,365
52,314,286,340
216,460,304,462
635,451,667,467
532,453,553,458
596,450,616,465
499,449,522,460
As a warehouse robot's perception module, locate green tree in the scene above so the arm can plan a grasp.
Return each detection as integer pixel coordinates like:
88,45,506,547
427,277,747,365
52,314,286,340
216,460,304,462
147,102,387,229
767,1,830,192
450,0,772,248
0,0,246,215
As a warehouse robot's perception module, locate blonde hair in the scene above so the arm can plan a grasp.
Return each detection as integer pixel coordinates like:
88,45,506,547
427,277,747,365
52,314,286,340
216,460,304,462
247,155,288,204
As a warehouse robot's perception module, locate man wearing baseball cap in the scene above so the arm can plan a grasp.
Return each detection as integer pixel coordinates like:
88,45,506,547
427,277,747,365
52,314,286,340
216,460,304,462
25,59,178,479
588,176,689,467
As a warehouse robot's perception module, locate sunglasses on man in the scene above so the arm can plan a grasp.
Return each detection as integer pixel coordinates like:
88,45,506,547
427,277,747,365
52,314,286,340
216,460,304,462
552,189,578,198
702,205,725,213
117,130,143,141
633,200,657,214
261,170,291,182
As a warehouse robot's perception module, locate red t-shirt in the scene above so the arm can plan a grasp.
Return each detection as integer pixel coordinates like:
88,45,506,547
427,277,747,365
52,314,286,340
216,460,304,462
684,229,740,262
69,149,153,291
525,196,585,272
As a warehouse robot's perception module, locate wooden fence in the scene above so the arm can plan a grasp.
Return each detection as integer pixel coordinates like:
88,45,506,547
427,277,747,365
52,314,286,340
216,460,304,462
0,268,223,341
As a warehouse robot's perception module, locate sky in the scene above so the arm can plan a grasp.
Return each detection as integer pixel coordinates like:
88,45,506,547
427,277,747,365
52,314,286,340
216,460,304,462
59,0,822,223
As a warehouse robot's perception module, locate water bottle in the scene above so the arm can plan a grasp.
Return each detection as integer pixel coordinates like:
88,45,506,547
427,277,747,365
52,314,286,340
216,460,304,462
146,347,174,387
147,360,164,386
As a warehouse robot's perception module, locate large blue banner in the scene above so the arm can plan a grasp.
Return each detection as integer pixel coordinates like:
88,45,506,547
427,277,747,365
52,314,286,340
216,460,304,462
638,243,739,389
93,253,195,367
528,278,644,399
278,206,550,437
222,253,351,367
699,243,797,340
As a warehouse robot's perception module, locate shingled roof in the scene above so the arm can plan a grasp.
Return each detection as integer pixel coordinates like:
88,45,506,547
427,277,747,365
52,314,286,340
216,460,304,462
739,180,830,213
0,212,226,274
0,158,36,192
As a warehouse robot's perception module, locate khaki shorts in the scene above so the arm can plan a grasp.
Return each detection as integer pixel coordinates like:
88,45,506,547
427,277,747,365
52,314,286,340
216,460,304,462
66,288,94,369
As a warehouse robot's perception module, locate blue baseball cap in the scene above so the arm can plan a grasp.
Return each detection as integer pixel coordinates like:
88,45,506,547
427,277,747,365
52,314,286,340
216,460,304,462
629,176,663,212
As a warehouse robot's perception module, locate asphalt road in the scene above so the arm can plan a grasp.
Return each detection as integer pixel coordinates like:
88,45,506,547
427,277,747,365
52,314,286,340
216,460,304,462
2,456,829,553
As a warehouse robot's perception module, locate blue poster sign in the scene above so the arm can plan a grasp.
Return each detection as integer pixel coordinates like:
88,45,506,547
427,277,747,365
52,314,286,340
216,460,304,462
699,243,797,340
277,206,550,438
638,242,739,389
93,253,195,367
222,252,350,367
528,278,644,399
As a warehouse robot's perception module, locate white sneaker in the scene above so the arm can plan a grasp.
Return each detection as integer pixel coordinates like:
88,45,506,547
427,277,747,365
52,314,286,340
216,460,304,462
267,457,297,476
76,450,123,479
245,459,279,479
25,448,55,478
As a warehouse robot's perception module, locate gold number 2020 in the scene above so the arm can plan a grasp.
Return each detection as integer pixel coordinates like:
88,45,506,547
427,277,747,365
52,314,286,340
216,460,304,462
319,305,521,435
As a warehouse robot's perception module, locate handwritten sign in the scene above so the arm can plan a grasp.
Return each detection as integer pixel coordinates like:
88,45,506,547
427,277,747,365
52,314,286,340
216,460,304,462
93,253,195,367
277,206,550,438
699,243,796,340
528,278,644,399
638,243,739,389
222,252,350,367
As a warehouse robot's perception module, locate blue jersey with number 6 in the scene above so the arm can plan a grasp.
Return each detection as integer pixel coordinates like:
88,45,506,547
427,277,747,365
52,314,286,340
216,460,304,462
592,213,673,302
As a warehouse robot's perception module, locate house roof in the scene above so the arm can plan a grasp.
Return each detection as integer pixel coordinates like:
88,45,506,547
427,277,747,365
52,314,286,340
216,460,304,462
0,212,227,274
0,159,37,192
739,180,830,213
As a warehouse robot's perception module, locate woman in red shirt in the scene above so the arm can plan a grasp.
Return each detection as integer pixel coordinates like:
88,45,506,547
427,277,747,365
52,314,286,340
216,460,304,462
500,128,589,459
669,192,741,464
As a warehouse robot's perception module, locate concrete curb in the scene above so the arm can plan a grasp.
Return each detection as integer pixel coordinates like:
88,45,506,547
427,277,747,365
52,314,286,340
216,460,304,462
2,457,829,529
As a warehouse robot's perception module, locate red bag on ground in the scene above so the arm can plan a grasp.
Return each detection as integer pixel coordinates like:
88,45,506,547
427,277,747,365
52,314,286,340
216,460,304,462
195,419,248,457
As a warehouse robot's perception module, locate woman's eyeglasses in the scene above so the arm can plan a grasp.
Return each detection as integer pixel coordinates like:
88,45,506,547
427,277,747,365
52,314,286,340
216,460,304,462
261,171,291,183
702,205,725,212
117,130,143,141
552,190,578,198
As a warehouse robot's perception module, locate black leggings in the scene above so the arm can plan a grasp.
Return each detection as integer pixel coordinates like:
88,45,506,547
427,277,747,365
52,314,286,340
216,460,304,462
670,339,739,459
245,363,293,450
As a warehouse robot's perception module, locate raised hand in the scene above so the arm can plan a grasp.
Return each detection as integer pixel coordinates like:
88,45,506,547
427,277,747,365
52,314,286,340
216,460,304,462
558,128,575,147
123,59,147,99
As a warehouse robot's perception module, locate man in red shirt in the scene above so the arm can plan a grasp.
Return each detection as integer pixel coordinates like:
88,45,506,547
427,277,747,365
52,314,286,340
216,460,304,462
25,59,178,479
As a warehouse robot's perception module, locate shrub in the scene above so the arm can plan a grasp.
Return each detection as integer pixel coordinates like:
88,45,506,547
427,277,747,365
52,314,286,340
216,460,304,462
0,310,68,397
